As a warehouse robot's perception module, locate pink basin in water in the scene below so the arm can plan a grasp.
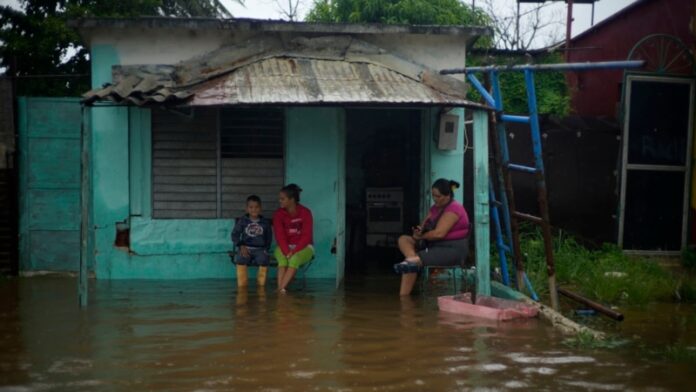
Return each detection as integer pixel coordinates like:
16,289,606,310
438,293,539,321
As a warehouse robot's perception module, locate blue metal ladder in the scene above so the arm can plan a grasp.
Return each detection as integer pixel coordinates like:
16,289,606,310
443,61,644,310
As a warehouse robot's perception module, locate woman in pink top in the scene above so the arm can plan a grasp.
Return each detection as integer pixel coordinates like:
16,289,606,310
273,184,314,293
394,178,470,296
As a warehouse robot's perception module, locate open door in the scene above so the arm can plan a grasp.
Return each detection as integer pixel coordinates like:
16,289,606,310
619,75,695,254
336,112,346,288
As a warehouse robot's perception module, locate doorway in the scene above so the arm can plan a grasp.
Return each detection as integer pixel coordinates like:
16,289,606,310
619,75,695,254
344,109,422,275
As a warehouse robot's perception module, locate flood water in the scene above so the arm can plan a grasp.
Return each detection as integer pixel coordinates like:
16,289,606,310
1,275,695,391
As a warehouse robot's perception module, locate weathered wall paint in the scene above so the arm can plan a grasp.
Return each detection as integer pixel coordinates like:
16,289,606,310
425,107,466,205
285,107,343,279
472,110,490,296
88,30,466,81
18,97,82,272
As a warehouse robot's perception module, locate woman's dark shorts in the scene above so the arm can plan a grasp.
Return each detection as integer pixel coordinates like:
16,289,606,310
418,238,469,267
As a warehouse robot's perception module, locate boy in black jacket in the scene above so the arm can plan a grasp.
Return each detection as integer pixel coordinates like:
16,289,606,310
231,195,273,287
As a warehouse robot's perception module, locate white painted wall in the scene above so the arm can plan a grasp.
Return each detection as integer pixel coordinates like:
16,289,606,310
86,27,468,75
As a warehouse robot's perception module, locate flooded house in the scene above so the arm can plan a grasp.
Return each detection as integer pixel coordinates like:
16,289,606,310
17,18,494,282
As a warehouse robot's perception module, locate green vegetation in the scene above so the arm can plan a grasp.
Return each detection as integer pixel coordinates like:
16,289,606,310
0,0,238,96
306,0,493,48
562,330,628,350
682,248,696,270
498,227,696,306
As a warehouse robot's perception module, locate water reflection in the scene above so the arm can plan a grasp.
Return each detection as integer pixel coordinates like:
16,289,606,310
0,276,694,391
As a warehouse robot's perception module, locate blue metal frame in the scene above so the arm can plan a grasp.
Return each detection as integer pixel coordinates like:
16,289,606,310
454,61,644,303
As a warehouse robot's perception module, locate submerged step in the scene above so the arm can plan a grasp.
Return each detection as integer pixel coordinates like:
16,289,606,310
438,293,539,321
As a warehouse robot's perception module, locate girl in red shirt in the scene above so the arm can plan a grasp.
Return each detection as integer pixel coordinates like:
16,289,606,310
273,184,314,293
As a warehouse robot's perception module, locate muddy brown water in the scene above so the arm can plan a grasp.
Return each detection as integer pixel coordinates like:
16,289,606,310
1,276,695,391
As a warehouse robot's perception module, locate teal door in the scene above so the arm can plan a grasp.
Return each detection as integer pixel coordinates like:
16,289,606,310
18,98,82,272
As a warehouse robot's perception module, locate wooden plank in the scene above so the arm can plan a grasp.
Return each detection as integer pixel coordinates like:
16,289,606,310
153,167,217,176
222,185,281,195
154,184,217,193
153,175,217,185
154,209,218,219
221,158,283,168
153,141,216,150
153,132,216,142
153,150,216,159
153,158,216,168
154,192,217,202
221,176,284,185
153,201,217,210
221,167,283,177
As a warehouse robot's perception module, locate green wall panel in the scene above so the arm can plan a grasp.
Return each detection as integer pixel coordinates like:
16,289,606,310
28,138,80,188
27,189,80,230
26,98,82,138
18,97,82,272
28,231,80,271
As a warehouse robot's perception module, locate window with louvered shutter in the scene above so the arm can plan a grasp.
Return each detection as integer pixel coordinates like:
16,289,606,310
151,107,284,219
220,108,284,218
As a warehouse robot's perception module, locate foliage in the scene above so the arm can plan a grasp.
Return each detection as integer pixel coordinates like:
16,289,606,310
0,0,238,96
682,248,696,270
562,330,628,350
467,52,570,116
305,0,493,47
500,227,691,306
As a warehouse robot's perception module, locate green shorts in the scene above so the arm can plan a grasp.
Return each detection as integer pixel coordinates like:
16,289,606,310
274,245,314,269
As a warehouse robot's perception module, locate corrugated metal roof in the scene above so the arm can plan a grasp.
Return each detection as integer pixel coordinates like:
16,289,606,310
82,36,487,109
188,57,475,106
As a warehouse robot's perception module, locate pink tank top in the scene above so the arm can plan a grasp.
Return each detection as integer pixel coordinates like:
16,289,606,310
428,200,470,241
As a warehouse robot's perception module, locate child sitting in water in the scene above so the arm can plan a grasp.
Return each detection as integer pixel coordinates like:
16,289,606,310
231,195,273,287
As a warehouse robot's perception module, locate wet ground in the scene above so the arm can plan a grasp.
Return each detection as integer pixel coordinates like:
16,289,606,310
1,275,695,391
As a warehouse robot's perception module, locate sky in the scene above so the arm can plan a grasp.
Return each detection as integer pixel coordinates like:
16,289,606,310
0,0,640,45
222,0,639,47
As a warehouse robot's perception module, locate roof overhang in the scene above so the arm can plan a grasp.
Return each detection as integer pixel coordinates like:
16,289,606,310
82,35,489,110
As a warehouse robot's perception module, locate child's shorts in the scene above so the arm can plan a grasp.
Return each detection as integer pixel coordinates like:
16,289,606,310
235,248,270,266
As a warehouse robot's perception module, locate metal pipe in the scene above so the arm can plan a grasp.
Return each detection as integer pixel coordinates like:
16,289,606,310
466,73,497,108
558,287,624,321
440,60,644,75
566,0,574,62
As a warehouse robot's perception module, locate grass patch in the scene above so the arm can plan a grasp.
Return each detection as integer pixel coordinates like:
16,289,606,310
562,330,628,350
493,228,695,306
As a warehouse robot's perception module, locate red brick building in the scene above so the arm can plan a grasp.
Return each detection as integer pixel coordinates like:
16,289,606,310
567,0,695,118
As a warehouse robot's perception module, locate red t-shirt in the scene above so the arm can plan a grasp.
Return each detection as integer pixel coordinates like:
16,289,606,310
272,204,314,255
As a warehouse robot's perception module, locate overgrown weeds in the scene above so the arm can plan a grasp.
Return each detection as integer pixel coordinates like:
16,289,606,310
493,228,696,306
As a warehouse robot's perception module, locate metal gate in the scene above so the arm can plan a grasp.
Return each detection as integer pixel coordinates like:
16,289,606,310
18,97,82,272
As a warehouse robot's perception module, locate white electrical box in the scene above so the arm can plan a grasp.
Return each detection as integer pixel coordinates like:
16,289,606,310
437,113,459,150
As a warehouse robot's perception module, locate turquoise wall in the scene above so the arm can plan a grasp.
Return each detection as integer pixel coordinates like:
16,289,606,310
285,108,343,279
422,108,466,209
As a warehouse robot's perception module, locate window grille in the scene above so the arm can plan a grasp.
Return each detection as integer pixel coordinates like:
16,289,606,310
151,107,284,219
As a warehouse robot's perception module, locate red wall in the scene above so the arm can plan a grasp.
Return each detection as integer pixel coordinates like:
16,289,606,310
567,0,695,118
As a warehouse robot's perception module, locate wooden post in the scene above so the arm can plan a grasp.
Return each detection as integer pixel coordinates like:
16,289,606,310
472,109,490,296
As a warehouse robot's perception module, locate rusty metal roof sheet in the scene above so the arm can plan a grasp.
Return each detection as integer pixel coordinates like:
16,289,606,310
82,36,487,109
189,57,473,106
